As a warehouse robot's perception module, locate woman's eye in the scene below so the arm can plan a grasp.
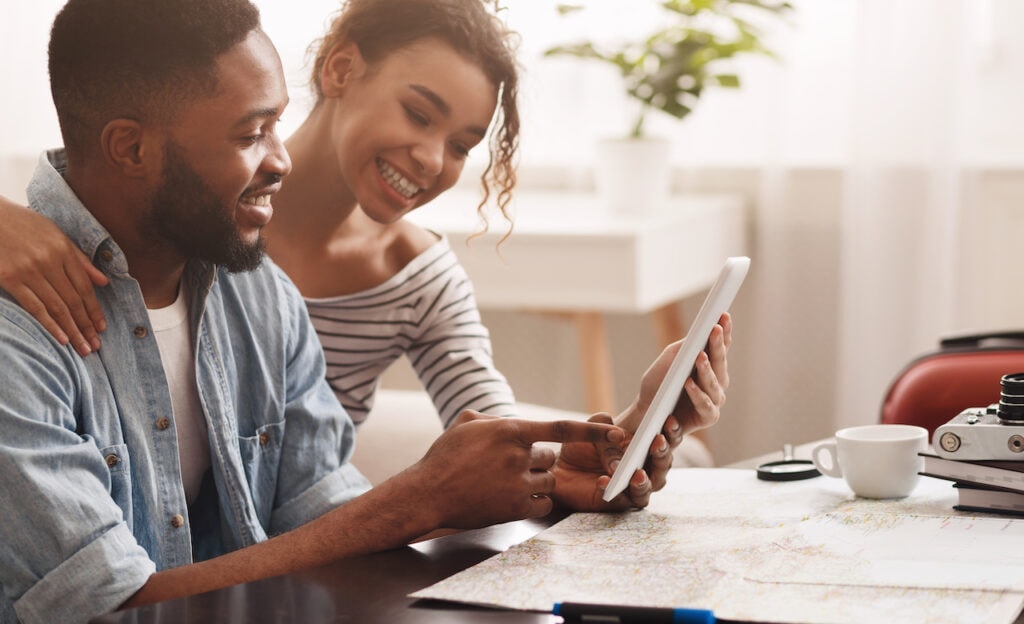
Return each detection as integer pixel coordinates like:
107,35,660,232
404,105,429,126
451,142,471,157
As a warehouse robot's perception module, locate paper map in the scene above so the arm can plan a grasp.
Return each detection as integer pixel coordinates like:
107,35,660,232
411,468,1024,623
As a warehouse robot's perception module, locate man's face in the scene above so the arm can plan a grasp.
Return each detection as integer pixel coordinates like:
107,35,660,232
142,29,291,270
144,140,265,272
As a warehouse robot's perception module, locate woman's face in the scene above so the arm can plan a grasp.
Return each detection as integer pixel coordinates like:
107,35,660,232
329,37,498,223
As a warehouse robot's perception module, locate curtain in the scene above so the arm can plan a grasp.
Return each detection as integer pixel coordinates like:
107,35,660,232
835,0,1009,429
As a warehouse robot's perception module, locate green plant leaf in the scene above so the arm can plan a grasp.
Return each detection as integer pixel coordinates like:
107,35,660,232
554,3,584,16
714,74,740,87
543,0,794,137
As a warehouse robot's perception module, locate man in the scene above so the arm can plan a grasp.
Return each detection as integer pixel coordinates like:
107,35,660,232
0,1,729,622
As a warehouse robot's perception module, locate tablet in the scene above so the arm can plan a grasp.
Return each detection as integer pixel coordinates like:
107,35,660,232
602,256,751,501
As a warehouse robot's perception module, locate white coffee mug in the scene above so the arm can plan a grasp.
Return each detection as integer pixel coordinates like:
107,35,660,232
811,424,928,499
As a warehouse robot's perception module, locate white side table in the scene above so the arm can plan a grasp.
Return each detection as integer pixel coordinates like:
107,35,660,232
409,189,748,414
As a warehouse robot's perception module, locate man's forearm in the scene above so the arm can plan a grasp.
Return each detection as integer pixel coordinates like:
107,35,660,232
121,469,438,610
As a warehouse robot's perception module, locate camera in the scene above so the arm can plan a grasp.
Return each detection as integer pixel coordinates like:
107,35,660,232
933,372,1024,460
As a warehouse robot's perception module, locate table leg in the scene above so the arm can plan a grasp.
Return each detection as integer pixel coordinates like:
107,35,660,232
573,312,617,415
651,301,685,348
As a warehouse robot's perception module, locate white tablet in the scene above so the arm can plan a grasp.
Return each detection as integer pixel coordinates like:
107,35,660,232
602,256,751,501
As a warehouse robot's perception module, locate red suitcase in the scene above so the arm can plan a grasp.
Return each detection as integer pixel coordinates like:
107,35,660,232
880,332,1024,435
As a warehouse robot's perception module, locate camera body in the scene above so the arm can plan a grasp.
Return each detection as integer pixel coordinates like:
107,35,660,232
933,404,1024,460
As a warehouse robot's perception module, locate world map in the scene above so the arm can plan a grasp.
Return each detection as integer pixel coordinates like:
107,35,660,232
412,468,1024,624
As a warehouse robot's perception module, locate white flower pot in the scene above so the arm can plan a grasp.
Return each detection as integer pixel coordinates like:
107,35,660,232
593,137,672,215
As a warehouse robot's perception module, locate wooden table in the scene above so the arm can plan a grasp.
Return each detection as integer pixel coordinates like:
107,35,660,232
90,465,1024,624
409,189,747,414
90,514,567,624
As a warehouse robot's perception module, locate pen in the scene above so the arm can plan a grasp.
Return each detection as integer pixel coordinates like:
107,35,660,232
553,602,716,624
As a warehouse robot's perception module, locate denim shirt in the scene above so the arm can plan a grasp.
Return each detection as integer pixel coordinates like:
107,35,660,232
0,151,370,624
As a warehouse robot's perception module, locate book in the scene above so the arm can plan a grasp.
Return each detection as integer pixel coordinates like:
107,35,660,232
953,483,1024,517
918,452,1024,493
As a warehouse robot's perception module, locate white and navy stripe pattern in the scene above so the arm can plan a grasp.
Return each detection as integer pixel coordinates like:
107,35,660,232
304,237,517,428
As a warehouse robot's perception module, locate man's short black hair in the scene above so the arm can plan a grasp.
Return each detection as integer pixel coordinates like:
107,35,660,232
48,0,262,157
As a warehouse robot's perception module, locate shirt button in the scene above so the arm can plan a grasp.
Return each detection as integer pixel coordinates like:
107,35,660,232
133,326,148,339
155,417,170,431
170,514,185,529
99,249,114,262
258,432,270,446
105,454,120,468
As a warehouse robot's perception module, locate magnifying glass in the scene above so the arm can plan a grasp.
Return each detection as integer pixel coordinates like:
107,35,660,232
756,444,821,481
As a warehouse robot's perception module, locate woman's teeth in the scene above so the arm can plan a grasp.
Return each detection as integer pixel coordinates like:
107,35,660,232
378,160,421,199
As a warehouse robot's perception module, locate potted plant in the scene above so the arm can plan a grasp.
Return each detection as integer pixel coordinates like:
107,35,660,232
545,0,793,213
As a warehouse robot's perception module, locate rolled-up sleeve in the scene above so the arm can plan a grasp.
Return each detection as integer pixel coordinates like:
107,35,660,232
16,524,154,624
0,305,154,624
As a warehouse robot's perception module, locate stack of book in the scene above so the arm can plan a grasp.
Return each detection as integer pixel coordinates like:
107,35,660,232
919,452,1024,516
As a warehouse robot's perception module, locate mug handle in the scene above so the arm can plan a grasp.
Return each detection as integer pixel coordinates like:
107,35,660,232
811,441,843,478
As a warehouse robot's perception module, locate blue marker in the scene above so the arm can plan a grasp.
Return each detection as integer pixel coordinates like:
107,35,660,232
553,602,716,624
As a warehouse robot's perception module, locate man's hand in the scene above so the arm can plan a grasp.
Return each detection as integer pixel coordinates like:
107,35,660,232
0,195,107,355
408,412,626,529
551,413,664,511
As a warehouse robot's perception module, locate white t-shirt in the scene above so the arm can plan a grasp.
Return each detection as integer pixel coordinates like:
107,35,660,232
147,286,210,506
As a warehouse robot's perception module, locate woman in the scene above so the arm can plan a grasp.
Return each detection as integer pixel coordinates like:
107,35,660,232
0,0,729,468
264,0,522,427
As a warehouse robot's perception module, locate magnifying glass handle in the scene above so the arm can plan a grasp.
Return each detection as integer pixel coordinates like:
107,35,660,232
782,443,794,461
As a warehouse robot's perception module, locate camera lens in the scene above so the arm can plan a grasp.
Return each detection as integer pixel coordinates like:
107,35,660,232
998,372,1024,423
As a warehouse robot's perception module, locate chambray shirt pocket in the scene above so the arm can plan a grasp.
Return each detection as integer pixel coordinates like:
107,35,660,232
237,420,285,513
99,443,133,527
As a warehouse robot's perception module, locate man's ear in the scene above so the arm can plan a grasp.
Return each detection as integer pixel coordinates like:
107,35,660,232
320,41,365,98
100,119,156,178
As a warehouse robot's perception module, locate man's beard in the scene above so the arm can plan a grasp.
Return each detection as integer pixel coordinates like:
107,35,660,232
143,142,265,273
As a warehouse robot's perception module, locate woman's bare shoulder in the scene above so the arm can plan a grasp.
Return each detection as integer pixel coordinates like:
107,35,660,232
386,219,441,268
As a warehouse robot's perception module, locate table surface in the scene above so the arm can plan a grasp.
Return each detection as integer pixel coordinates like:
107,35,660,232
82,453,818,624
91,513,568,624
92,460,1024,624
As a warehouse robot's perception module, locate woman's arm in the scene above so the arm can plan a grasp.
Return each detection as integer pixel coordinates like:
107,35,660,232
0,195,108,355
406,250,518,427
